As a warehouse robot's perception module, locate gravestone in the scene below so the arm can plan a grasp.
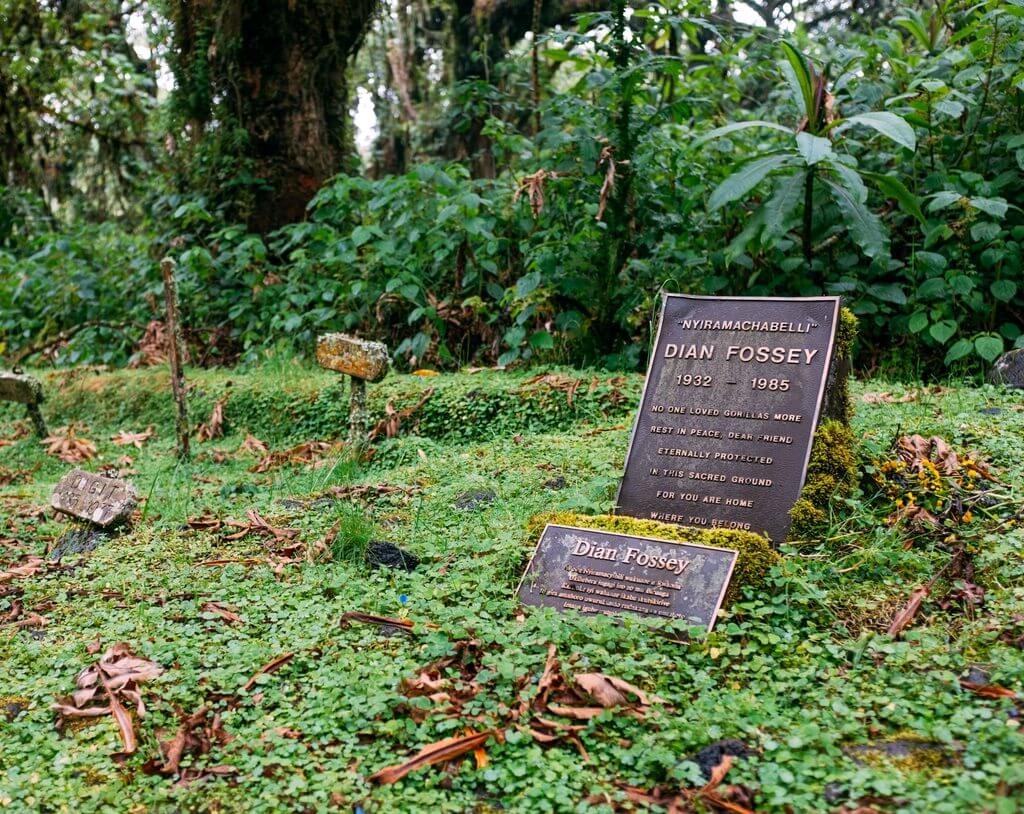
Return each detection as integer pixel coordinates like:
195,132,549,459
316,333,390,448
51,469,138,527
616,294,841,543
0,371,48,437
988,349,1024,389
517,524,737,632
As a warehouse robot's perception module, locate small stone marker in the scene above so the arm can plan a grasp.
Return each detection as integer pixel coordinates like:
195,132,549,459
51,469,138,527
517,524,737,632
0,371,48,437
316,333,390,448
988,349,1024,389
616,294,841,543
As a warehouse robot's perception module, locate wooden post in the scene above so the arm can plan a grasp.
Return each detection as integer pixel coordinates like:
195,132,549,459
161,257,190,459
348,376,367,451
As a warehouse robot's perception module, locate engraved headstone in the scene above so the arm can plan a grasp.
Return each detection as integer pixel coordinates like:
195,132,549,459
616,294,841,543
517,524,737,632
0,370,47,436
316,333,391,449
51,469,138,527
988,349,1024,389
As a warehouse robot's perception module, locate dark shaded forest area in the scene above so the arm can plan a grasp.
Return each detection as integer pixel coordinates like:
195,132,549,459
1,0,1022,374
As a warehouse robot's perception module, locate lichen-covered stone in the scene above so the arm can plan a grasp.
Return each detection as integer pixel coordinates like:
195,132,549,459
988,348,1024,389
526,511,780,607
0,371,43,405
316,333,390,381
51,470,137,527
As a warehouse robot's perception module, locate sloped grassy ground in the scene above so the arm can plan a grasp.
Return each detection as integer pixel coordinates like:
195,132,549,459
0,362,1022,813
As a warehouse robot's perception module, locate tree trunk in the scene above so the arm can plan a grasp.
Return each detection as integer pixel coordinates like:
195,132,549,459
171,0,376,233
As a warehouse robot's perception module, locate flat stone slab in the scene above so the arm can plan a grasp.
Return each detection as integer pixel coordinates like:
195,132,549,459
0,371,43,405
316,334,390,381
51,469,138,527
988,349,1024,389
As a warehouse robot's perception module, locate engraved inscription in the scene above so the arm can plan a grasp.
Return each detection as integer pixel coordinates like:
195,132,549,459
51,469,138,527
517,525,738,632
616,295,840,542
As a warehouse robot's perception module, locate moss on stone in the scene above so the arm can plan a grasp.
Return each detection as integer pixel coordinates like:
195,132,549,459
787,307,859,541
526,511,780,607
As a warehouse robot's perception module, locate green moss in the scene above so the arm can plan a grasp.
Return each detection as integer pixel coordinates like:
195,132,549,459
789,419,858,541
526,511,780,607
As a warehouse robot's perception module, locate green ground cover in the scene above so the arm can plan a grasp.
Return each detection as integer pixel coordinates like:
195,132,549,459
0,365,1022,813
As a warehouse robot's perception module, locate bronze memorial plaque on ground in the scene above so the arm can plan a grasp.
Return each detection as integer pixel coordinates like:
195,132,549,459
616,294,840,543
517,524,737,631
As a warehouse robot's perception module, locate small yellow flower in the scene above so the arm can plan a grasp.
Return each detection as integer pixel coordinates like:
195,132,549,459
962,511,973,523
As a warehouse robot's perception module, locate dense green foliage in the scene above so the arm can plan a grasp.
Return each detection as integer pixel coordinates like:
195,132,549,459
1,367,1023,811
1,0,1022,374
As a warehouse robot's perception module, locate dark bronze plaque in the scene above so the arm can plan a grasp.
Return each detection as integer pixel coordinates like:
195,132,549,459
616,294,840,543
517,524,737,631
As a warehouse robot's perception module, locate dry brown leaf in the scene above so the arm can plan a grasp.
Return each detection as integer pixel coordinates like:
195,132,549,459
368,730,495,785
340,611,414,632
111,427,155,448
574,672,665,708
887,585,930,637
239,434,268,456
41,426,97,463
0,555,45,584
546,704,607,720
197,398,227,442
959,679,1018,699
243,652,295,691
200,601,244,625
368,387,434,442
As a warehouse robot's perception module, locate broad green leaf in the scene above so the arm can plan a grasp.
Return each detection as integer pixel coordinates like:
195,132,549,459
351,226,374,247
778,41,814,122
928,191,963,212
694,120,792,145
934,98,964,118
825,179,887,258
796,133,833,165
929,319,957,343
868,283,907,304
709,155,792,211
917,277,946,298
908,311,929,333
762,172,805,240
944,339,973,363
830,160,868,204
839,112,917,151
992,280,1018,302
975,334,1004,361
968,197,1008,219
864,172,926,225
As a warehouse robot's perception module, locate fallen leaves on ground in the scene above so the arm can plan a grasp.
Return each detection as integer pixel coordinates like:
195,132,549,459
224,510,299,549
861,386,953,405
369,730,498,785
53,643,163,755
143,703,235,781
197,398,227,442
0,466,36,487
369,387,435,442
200,601,244,625
251,440,337,473
959,679,1018,699
887,585,930,638
41,426,97,463
242,652,295,691
324,482,422,504
0,555,45,584
897,434,997,480
340,611,415,635
111,427,155,448
238,434,268,456
614,754,757,813
518,373,583,407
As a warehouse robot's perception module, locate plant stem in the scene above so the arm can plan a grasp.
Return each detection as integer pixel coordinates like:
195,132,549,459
803,167,815,272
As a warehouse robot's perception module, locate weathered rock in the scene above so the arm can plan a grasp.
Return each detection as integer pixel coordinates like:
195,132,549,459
316,333,390,382
543,476,566,491
988,349,1024,388
845,738,960,769
454,489,496,510
0,371,47,436
677,739,756,780
51,469,138,527
366,541,419,571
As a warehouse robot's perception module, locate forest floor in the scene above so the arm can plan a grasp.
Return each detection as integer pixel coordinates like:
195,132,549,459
0,362,1022,813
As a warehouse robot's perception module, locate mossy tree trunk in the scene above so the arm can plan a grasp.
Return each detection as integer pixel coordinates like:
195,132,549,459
170,0,376,233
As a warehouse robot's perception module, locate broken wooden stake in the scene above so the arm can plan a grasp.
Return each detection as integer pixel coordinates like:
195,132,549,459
316,333,390,451
161,257,190,459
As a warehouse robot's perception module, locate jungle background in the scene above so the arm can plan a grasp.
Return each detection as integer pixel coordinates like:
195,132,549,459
1,0,1022,375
